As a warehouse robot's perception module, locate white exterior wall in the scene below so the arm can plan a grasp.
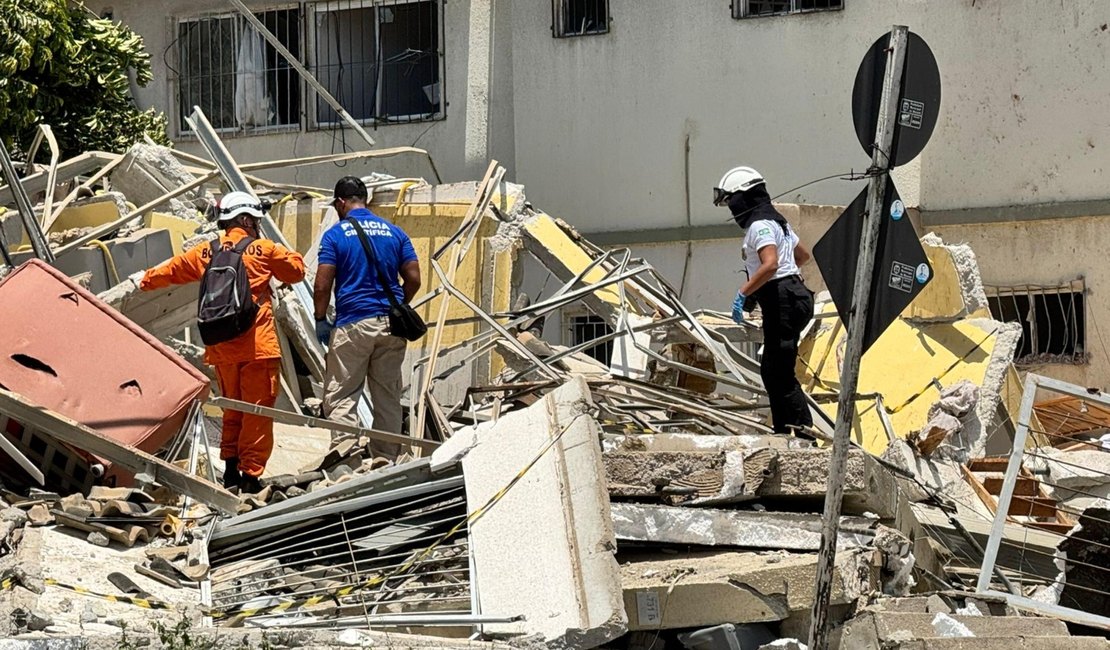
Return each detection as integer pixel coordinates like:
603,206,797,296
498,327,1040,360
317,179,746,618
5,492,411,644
510,0,1110,234
102,0,516,187
105,1,1110,386
109,1,1110,222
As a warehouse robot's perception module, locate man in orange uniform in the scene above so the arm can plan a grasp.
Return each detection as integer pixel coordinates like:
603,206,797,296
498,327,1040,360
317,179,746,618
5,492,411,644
139,191,305,493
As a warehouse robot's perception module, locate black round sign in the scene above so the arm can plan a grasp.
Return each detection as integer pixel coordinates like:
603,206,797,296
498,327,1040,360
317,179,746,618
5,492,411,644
851,31,941,167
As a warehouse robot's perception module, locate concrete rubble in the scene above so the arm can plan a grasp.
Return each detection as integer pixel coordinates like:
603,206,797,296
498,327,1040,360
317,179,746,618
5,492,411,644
0,133,1105,650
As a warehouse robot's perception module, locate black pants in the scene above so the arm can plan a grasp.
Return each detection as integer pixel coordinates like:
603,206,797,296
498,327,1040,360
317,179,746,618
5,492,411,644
753,275,814,434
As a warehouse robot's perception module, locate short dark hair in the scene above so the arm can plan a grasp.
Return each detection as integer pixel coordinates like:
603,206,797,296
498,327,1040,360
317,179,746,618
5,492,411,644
333,176,368,201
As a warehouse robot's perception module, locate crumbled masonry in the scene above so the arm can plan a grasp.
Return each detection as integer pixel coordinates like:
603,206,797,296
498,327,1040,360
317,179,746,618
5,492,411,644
0,138,1106,649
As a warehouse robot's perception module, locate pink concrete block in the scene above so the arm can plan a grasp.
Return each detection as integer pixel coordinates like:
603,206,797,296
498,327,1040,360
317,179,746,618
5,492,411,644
0,259,209,485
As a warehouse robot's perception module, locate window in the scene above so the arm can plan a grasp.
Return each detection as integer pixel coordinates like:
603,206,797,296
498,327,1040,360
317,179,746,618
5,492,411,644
552,0,609,37
311,0,442,124
174,0,442,136
733,0,842,19
570,315,614,365
986,280,1088,366
177,9,302,133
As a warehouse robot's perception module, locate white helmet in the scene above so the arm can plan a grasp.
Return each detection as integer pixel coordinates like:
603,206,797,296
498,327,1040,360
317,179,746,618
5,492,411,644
215,191,265,222
713,166,765,206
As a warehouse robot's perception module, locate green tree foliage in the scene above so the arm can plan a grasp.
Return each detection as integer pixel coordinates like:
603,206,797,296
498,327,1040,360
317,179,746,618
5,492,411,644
0,1,169,157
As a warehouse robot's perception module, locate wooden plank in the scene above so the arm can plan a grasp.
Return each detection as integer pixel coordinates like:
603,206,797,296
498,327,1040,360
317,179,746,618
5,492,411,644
967,457,1010,473
1027,521,1075,536
1008,495,1061,519
961,464,998,514
0,388,237,514
983,476,1039,496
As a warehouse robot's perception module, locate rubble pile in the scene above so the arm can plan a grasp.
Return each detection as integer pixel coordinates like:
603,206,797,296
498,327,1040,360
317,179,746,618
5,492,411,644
0,130,1107,650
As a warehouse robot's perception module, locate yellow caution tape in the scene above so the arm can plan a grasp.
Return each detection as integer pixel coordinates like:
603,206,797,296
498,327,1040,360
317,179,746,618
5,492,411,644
0,573,173,611
42,578,174,610
209,413,588,624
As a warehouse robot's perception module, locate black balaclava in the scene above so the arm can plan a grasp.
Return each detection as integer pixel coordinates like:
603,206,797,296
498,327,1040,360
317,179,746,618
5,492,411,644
728,184,791,234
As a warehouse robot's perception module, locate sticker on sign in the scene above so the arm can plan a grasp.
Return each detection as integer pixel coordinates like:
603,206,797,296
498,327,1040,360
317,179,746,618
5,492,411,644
889,261,915,293
899,98,925,130
636,591,662,626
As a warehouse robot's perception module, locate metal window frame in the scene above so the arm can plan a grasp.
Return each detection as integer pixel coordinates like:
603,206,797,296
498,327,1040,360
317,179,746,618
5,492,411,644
732,0,843,20
171,4,306,138
984,278,1087,365
551,0,611,38
305,0,446,130
564,310,615,365
976,372,1110,632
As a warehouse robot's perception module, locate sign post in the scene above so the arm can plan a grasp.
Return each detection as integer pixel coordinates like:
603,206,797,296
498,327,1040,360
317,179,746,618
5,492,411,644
807,25,909,650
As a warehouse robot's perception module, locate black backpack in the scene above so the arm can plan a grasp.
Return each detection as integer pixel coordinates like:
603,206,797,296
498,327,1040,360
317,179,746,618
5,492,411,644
197,237,260,346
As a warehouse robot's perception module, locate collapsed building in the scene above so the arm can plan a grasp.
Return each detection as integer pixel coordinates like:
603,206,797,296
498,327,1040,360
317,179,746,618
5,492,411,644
0,125,1107,650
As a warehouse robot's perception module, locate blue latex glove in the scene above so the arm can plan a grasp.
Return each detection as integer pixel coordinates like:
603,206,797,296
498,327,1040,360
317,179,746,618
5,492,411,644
731,293,747,324
315,318,335,346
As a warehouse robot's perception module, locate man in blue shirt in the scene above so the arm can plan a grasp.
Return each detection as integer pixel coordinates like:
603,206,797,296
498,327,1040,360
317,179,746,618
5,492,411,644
312,176,422,441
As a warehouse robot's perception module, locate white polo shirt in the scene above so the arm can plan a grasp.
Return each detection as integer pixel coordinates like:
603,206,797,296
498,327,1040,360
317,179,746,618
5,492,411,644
743,219,800,281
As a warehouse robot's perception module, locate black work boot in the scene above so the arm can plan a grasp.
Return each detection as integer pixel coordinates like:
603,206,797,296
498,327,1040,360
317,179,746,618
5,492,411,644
239,473,263,495
222,458,241,488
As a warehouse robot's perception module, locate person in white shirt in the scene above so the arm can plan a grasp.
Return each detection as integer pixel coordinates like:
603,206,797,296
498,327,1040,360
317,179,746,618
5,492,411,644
714,166,815,435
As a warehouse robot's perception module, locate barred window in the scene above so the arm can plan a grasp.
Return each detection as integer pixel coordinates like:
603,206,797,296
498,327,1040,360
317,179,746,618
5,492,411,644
986,280,1088,366
569,314,614,365
733,0,842,19
174,0,443,137
552,0,610,38
311,0,442,125
177,8,302,133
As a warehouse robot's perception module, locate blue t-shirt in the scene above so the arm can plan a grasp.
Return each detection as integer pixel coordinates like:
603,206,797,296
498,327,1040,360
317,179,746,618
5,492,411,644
318,208,418,327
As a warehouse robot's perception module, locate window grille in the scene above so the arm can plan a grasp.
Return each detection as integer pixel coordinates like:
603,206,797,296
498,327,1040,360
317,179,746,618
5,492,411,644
177,8,302,133
310,0,442,125
733,0,842,19
173,0,443,137
986,279,1088,366
552,0,610,38
569,314,614,365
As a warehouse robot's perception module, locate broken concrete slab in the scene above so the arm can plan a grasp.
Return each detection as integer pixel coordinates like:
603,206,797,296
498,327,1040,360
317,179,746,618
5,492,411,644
611,503,875,551
97,273,198,339
109,144,208,221
620,549,875,630
605,450,740,504
905,234,990,323
605,446,904,515
444,376,627,647
753,448,903,518
1036,448,1110,510
601,432,798,454
836,610,1069,650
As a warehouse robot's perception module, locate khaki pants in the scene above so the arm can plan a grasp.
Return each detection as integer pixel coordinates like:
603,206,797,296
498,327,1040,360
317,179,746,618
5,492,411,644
322,316,407,438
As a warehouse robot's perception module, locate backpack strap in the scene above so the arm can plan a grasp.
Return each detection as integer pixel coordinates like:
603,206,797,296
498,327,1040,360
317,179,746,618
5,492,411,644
232,237,256,254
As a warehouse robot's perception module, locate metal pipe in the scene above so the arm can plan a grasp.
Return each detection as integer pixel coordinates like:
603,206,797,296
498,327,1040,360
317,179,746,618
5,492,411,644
810,29,909,650
225,0,377,149
0,139,54,262
256,613,520,629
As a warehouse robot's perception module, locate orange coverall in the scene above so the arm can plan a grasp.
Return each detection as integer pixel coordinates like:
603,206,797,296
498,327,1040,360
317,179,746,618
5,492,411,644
141,227,306,478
